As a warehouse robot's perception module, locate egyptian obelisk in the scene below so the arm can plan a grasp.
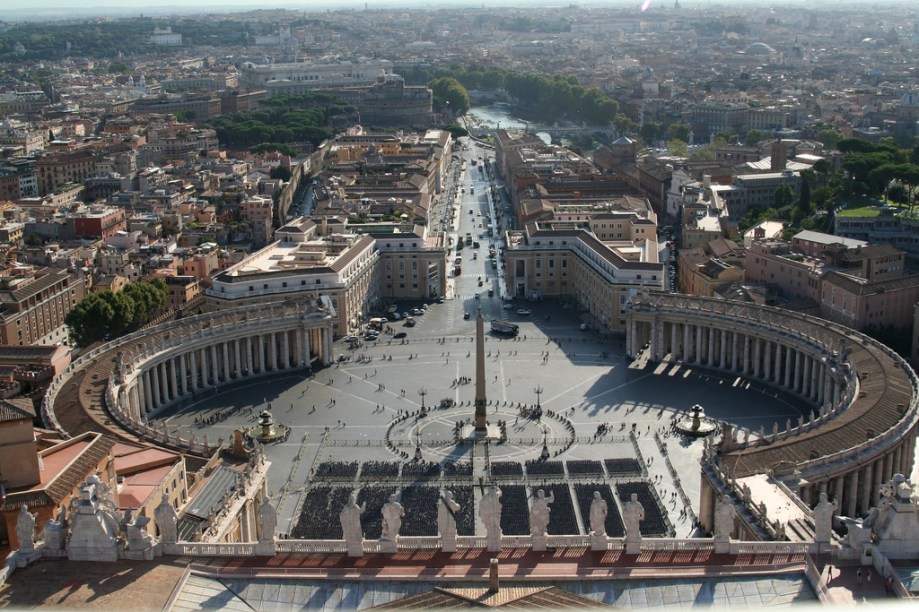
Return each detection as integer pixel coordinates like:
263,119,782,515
474,309,487,432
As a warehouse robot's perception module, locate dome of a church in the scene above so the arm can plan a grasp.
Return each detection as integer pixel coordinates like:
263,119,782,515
744,42,776,55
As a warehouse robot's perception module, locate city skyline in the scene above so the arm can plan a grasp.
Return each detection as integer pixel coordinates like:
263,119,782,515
1,0,911,22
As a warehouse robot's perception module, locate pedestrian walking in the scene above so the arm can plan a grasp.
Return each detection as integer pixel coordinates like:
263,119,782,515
856,568,863,585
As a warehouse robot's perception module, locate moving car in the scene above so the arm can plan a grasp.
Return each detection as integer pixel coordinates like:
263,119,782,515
394,332,407,339
517,308,532,315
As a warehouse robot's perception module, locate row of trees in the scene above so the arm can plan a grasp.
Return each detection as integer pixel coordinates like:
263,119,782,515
65,279,169,347
205,107,343,150
402,65,620,126
838,138,919,205
737,138,919,240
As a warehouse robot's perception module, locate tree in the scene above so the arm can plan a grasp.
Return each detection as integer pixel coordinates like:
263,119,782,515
66,279,168,346
640,121,663,146
428,77,470,115
666,123,691,143
270,166,292,181
667,139,689,158
774,184,795,209
745,129,773,146
817,128,843,150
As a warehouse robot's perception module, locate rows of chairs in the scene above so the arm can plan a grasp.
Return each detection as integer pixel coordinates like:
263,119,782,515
498,485,531,536
574,483,624,537
356,485,399,540
604,458,642,477
359,461,400,480
401,461,441,480
490,461,523,477
443,461,473,477
399,486,440,536
290,486,352,539
313,461,359,480
565,460,604,477
543,484,578,536
615,481,669,536
525,460,565,477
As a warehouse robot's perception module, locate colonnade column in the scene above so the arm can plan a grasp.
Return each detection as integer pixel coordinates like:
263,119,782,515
189,350,199,390
753,338,762,378
143,370,154,414
683,323,690,362
223,342,231,381
785,348,794,388
158,362,169,405
719,330,727,369
860,464,874,513
774,344,782,384
235,340,242,378
670,323,678,363
872,460,884,506
847,468,860,517
731,332,739,372
742,335,751,375
763,340,772,380
707,327,715,366
269,333,278,371
150,366,161,408
256,334,265,374
281,331,291,369
812,360,822,403
695,325,703,364
178,354,187,396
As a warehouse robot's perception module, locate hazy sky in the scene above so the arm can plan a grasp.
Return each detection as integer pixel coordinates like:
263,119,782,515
0,0,898,21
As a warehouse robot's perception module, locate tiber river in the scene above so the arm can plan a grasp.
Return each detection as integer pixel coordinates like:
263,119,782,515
466,104,556,146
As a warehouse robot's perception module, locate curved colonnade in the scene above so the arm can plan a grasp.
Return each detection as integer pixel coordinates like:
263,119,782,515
625,292,919,522
43,300,335,457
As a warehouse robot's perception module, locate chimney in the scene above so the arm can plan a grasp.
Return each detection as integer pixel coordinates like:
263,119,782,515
489,558,499,592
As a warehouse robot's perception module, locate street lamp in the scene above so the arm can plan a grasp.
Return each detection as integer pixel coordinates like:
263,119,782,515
419,386,428,414
533,385,544,410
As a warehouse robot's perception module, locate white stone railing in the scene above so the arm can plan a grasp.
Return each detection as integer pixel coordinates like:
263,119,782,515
275,540,348,554
166,542,258,557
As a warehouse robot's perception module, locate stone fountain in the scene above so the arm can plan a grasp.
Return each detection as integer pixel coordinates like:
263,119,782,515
675,404,717,437
249,409,286,443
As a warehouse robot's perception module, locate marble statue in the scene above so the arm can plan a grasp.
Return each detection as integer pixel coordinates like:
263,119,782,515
16,505,37,553
813,492,836,544
380,494,404,542
480,483,503,540
258,498,278,543
154,494,179,544
589,491,608,537
714,496,736,540
623,493,645,543
339,491,366,543
437,491,461,540
529,489,554,537
126,515,155,550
